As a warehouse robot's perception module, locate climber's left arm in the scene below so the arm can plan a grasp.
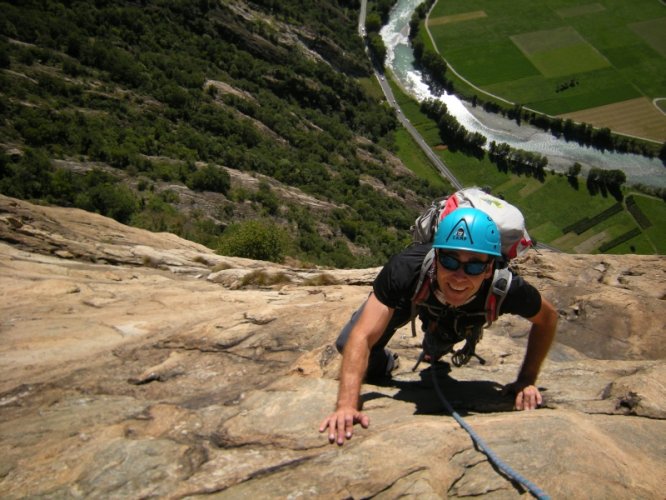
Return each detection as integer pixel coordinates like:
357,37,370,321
506,298,558,410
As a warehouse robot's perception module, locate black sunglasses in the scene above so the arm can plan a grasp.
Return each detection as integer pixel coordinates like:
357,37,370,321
437,252,491,276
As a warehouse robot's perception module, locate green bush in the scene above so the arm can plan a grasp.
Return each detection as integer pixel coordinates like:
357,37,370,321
0,148,54,199
252,181,279,215
187,164,230,194
0,0,446,268
217,220,290,263
131,195,185,233
76,183,139,224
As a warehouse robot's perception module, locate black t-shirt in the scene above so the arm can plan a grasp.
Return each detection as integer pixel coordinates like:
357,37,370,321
373,243,542,336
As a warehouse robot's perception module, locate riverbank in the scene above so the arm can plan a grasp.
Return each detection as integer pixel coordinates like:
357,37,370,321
383,0,666,189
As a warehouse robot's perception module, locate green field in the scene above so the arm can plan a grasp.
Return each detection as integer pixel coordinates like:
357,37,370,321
427,0,666,115
395,129,450,189
387,77,665,255
631,193,666,252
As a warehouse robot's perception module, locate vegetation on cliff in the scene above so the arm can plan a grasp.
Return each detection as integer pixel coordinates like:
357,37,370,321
0,0,442,267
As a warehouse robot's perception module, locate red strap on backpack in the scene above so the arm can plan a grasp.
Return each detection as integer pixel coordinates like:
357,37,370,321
440,193,460,220
485,292,498,325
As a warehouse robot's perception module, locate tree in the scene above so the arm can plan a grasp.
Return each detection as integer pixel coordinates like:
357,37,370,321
585,168,626,200
187,164,230,194
562,119,575,141
365,13,382,33
412,38,424,61
217,220,290,263
605,169,626,201
159,84,190,109
420,48,447,88
367,34,386,68
375,0,394,23
592,127,613,151
0,42,10,68
9,148,53,199
567,162,582,178
252,181,279,215
76,183,139,224
567,162,582,189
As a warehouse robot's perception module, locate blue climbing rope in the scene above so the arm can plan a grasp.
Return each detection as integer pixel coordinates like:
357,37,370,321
429,366,551,500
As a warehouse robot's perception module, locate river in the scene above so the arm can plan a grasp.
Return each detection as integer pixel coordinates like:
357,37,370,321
380,0,666,189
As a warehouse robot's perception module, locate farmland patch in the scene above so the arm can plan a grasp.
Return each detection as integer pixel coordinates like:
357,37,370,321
428,11,487,26
558,97,666,142
511,27,610,78
444,41,539,85
633,194,666,252
427,0,666,137
530,44,610,78
511,26,585,55
555,3,606,19
629,17,666,58
573,231,609,253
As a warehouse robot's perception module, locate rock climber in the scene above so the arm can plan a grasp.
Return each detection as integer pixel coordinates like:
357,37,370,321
319,207,558,445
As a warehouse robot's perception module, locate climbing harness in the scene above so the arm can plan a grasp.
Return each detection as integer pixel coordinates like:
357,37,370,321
429,365,551,500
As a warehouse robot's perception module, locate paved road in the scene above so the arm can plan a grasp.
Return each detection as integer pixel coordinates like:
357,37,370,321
378,74,463,190
358,0,462,190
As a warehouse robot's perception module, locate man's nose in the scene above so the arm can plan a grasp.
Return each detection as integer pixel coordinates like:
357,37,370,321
451,266,468,279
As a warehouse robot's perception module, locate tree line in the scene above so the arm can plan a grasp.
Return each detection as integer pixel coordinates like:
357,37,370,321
420,99,486,156
363,0,394,69
419,98,549,180
586,168,627,201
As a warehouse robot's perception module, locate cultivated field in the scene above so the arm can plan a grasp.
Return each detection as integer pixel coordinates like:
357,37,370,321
389,77,666,255
427,0,666,141
560,97,666,142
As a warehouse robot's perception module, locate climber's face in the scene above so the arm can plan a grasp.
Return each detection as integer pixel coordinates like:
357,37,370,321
435,250,494,306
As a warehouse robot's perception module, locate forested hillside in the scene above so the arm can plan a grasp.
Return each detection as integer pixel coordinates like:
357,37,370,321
0,0,441,268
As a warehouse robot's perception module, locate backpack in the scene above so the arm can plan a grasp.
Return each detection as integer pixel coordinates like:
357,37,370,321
409,187,533,367
411,187,532,258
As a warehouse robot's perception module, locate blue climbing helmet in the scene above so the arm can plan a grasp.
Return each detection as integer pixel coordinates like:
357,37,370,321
432,207,502,257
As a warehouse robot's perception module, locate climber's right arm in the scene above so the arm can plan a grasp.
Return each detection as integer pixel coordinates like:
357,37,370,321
318,293,393,446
